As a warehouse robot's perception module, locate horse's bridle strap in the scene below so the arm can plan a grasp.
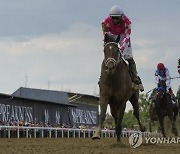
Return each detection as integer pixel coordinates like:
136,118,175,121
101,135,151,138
105,58,117,67
104,42,118,48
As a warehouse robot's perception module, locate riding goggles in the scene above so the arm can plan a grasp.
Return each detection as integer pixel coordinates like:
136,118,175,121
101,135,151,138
111,16,122,20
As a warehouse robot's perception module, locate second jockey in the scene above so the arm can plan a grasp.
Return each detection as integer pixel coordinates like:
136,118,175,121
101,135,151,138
155,63,177,105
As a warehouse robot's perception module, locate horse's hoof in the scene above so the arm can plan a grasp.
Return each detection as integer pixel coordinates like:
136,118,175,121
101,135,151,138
162,133,166,137
140,126,146,132
117,138,121,143
92,135,100,140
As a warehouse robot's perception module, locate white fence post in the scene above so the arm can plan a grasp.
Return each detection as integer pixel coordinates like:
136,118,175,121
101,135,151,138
55,129,57,138
17,127,19,139
0,126,160,139
73,129,75,138
62,129,64,138
78,129,80,138
26,128,28,138
34,129,36,138
8,128,10,138
67,129,69,138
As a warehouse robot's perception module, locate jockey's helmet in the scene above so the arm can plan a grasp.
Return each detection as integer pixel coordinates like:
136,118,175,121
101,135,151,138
109,5,124,17
157,63,165,70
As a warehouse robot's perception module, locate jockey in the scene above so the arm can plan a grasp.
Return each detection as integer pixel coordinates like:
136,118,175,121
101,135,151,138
155,63,177,104
155,63,171,91
102,5,144,92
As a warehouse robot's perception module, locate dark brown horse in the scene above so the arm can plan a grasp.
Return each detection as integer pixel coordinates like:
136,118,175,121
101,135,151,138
148,88,158,132
92,34,145,142
155,80,178,137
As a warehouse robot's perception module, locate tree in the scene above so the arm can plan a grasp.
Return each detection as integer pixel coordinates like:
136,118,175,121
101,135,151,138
103,113,115,128
122,109,137,129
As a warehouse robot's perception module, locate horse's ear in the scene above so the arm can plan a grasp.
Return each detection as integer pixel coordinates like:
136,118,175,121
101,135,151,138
115,35,120,43
104,33,108,43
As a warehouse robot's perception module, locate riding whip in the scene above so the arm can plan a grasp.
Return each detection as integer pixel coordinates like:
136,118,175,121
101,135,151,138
170,76,180,79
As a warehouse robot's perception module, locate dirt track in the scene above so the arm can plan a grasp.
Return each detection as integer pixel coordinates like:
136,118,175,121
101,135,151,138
0,138,179,154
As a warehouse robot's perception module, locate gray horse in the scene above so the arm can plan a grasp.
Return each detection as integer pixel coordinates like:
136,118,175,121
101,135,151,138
92,35,145,142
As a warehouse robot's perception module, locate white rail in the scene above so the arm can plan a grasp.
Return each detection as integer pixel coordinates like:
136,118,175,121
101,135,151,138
0,126,161,139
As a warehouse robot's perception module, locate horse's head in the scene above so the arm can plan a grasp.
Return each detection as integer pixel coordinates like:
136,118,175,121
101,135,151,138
103,34,121,74
103,42,120,74
149,88,157,102
157,80,166,98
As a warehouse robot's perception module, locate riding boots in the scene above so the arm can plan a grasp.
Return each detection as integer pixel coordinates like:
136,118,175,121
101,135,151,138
127,58,144,92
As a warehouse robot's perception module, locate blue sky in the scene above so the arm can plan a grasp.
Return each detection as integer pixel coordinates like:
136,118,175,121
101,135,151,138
0,0,179,110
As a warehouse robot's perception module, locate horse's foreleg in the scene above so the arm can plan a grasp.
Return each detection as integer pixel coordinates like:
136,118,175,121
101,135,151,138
129,93,146,132
173,105,178,121
116,103,126,142
157,114,166,137
167,110,178,136
134,109,146,132
92,96,108,140
131,101,146,132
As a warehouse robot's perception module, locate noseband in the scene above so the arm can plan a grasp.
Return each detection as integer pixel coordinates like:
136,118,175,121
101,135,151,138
105,58,117,67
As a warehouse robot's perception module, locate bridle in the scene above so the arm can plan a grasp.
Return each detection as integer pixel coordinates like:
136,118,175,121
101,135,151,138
105,57,117,67
104,42,121,68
